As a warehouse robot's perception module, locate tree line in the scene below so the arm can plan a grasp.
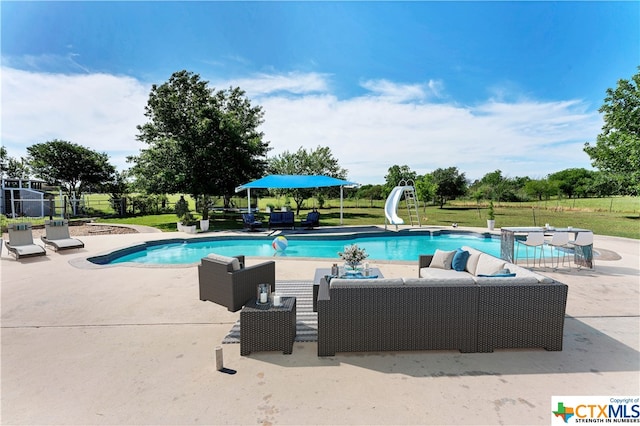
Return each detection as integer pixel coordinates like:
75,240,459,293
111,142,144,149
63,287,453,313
354,165,626,210
1,68,638,218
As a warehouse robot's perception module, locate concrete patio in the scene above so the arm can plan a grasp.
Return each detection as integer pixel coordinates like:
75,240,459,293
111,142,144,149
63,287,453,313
1,226,638,425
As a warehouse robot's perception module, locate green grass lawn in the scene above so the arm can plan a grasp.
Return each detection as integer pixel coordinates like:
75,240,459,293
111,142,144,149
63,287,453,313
6,194,638,239
94,203,638,239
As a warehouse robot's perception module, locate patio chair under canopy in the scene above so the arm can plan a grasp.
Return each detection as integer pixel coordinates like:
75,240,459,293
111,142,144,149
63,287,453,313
235,175,358,224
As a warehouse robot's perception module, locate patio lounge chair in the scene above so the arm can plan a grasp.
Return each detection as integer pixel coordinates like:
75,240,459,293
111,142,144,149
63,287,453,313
41,219,85,251
5,223,47,260
300,211,320,229
242,213,263,231
198,253,276,312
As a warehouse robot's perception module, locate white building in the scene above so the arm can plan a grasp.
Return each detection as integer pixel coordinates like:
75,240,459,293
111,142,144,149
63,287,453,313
1,178,53,217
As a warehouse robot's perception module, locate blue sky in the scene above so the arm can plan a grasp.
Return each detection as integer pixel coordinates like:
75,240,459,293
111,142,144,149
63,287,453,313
2,1,639,184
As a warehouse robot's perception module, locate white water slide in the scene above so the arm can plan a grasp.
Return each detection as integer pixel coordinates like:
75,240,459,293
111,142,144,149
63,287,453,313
384,185,413,225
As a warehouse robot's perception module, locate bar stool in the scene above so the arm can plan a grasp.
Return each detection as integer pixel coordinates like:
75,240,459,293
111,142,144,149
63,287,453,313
569,231,595,269
546,232,570,270
515,232,546,268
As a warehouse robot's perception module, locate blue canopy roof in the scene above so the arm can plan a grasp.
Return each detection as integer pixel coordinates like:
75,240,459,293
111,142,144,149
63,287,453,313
235,175,357,192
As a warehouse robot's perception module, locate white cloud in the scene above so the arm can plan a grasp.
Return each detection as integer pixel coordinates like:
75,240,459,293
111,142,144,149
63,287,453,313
256,90,601,183
215,71,330,96
360,79,432,102
2,67,149,159
2,67,602,184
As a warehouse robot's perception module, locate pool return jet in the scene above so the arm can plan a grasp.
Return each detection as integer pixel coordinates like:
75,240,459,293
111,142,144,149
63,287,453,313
384,179,421,231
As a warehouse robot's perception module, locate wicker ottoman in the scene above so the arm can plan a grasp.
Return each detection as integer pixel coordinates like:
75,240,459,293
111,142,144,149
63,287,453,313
240,297,296,356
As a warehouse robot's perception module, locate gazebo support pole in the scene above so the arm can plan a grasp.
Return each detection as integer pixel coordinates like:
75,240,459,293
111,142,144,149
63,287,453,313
247,188,251,213
340,186,344,225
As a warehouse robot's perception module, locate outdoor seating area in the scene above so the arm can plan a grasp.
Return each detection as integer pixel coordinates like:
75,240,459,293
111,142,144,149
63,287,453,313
317,247,567,356
200,245,568,358
268,211,295,229
1,225,638,425
501,226,595,270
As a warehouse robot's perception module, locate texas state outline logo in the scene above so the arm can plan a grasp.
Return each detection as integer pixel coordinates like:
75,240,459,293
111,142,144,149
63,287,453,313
551,396,640,425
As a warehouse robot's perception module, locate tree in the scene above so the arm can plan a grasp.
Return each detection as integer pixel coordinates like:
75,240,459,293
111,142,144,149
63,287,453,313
5,157,31,179
0,146,8,176
384,165,417,197
1,147,31,179
524,178,555,201
431,167,467,208
584,68,640,195
415,173,437,208
130,70,270,218
27,139,115,214
355,184,384,208
268,146,347,215
472,170,523,202
103,171,130,216
591,171,622,197
548,168,596,198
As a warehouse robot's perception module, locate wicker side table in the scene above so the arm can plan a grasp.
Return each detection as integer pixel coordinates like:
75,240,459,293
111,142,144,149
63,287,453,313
240,297,296,356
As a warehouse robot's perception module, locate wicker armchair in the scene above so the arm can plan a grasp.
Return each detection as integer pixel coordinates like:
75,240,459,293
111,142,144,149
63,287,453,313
198,254,276,312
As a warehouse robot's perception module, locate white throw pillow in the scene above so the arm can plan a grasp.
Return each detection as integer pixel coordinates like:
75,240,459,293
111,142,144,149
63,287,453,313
429,249,456,270
475,254,506,276
465,252,482,275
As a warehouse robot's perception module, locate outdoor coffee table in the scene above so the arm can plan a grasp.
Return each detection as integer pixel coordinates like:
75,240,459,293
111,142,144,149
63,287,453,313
240,297,296,356
313,267,383,312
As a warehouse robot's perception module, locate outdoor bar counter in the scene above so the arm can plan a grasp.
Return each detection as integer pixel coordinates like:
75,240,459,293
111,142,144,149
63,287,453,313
500,226,594,268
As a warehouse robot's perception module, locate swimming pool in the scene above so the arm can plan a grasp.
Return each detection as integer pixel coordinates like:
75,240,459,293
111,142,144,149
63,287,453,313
90,230,547,266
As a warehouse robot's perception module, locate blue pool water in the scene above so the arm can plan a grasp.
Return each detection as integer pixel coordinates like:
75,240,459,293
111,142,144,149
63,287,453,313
95,231,545,266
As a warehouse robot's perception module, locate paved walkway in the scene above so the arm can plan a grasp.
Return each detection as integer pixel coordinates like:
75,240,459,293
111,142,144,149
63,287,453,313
1,227,638,425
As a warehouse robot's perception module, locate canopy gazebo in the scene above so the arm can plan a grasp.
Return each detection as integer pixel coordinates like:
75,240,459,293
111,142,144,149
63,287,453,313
235,175,358,224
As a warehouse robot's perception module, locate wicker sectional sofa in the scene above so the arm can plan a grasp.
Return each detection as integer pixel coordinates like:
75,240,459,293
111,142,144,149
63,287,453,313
317,246,568,356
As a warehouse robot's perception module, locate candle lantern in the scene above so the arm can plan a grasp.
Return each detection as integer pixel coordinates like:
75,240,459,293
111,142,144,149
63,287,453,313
256,283,271,306
272,292,282,307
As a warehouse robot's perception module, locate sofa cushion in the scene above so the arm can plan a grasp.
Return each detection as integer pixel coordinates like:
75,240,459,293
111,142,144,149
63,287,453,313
430,249,456,270
452,249,470,271
503,262,554,283
420,267,474,280
473,275,540,285
330,278,405,288
460,246,556,283
206,253,241,271
475,253,506,276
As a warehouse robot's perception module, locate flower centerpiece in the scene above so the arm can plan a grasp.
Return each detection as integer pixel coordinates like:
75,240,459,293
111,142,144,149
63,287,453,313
339,244,369,271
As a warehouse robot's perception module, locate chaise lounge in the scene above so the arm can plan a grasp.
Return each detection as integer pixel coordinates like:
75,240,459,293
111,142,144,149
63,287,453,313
5,223,47,260
317,246,568,356
41,219,85,251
